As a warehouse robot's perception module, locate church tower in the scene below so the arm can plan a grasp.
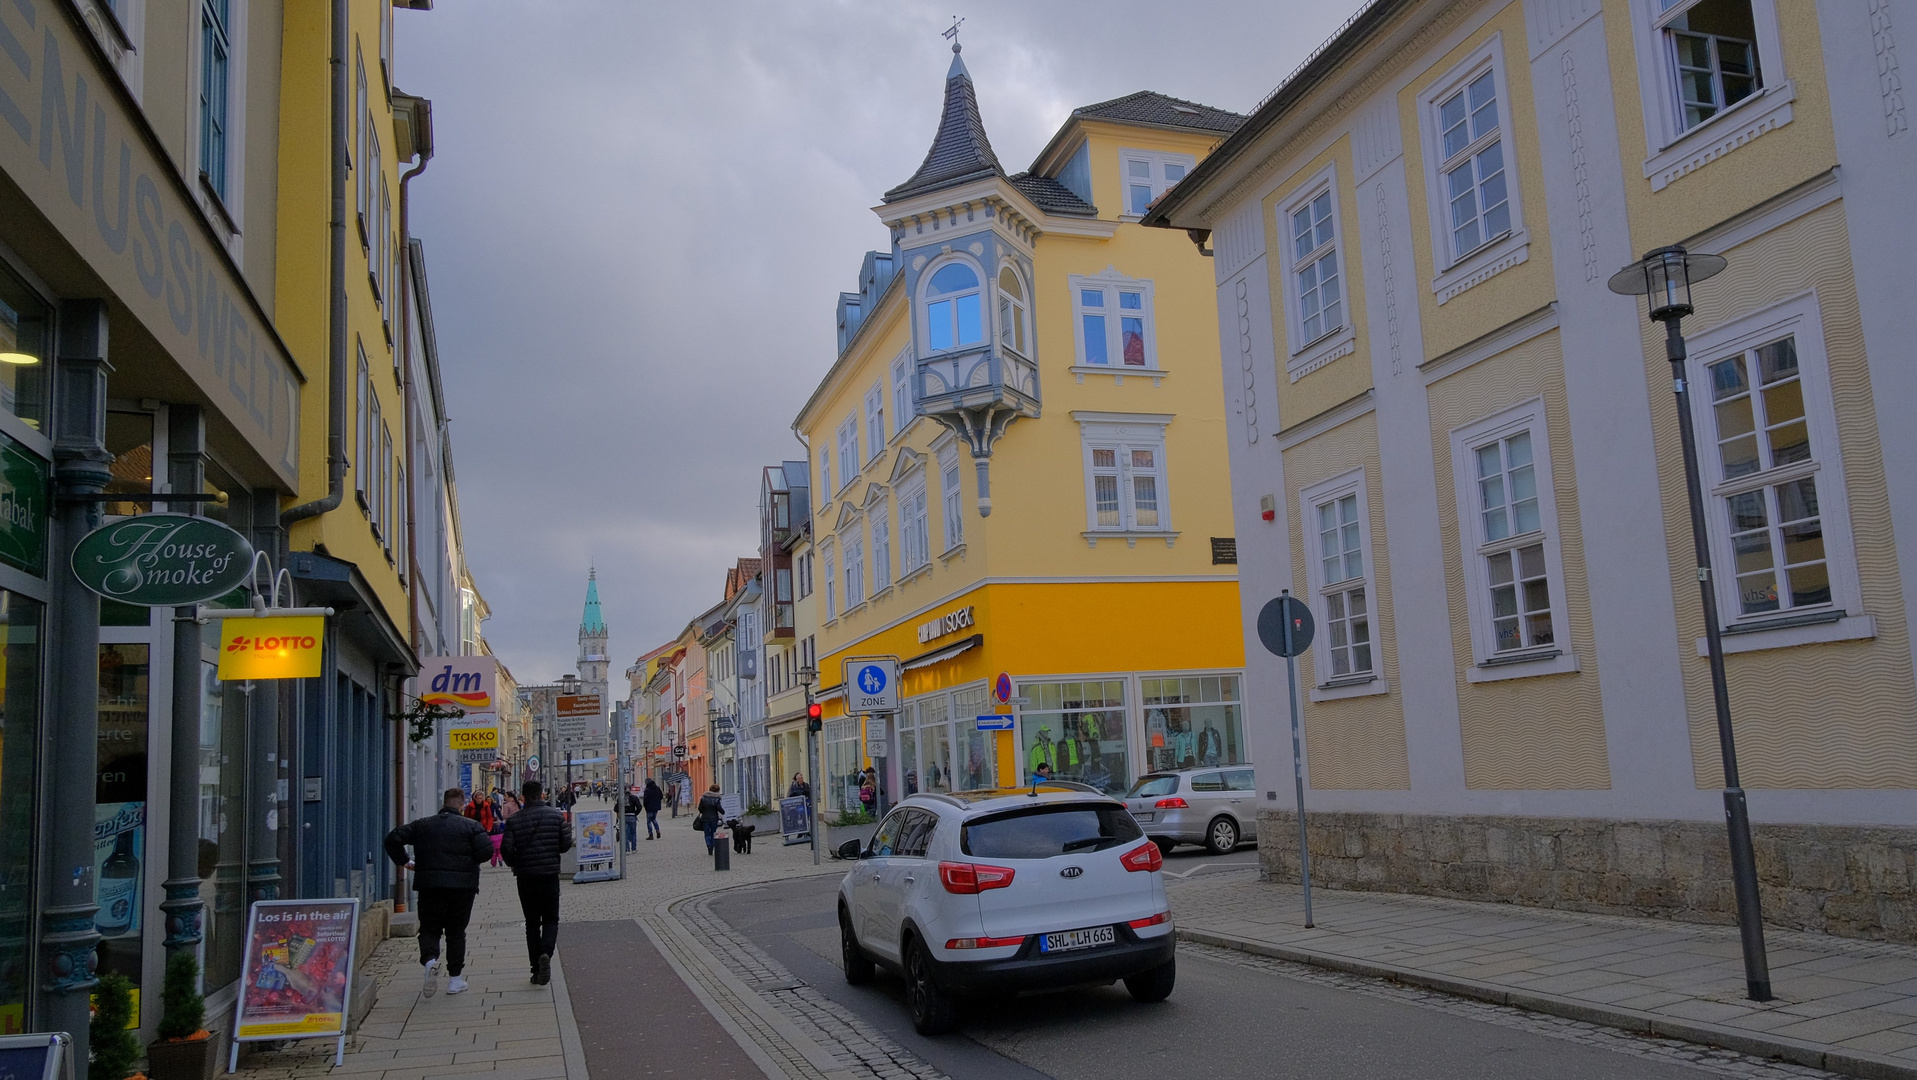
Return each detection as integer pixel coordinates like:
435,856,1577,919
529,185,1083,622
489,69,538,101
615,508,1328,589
577,568,610,705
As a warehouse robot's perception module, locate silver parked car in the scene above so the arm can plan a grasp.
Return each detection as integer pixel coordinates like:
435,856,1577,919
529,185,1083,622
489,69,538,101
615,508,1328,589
1122,766,1258,855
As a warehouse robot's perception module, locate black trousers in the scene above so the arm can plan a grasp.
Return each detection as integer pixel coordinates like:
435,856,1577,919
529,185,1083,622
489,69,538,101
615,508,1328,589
516,874,562,970
416,887,478,976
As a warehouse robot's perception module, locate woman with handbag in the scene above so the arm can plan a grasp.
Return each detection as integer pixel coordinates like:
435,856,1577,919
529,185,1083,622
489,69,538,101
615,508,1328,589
696,785,725,854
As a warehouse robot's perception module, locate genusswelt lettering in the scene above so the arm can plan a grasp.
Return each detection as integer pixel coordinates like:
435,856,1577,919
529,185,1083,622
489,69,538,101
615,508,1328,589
916,606,974,644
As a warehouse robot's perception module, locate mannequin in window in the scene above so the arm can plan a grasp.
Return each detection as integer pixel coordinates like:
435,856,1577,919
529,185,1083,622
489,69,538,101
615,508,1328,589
1147,709,1168,771
1171,715,1196,769
1028,727,1057,775
1199,719,1224,767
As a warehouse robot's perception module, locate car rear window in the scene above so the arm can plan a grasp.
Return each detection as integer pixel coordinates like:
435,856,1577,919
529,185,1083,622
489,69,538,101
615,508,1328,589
1125,775,1179,798
1189,772,1227,792
962,803,1143,859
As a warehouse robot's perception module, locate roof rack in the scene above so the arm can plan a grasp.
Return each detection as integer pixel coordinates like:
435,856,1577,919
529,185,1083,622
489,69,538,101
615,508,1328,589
1027,779,1105,798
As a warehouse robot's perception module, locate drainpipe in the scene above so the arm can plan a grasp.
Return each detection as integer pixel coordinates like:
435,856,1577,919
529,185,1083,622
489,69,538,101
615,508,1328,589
282,0,351,526
394,97,433,909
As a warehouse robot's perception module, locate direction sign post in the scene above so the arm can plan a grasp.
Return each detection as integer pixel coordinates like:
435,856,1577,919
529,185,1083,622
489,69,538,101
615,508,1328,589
1257,590,1317,928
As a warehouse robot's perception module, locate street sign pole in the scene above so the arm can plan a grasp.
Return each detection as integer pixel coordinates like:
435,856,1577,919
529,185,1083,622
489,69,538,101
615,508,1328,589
1259,591,1317,928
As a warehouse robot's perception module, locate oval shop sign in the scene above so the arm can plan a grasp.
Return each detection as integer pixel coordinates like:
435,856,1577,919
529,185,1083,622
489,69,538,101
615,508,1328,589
71,514,254,606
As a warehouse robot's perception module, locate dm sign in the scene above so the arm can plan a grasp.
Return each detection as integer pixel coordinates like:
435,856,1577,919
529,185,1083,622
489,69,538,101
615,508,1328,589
71,514,253,606
217,616,324,680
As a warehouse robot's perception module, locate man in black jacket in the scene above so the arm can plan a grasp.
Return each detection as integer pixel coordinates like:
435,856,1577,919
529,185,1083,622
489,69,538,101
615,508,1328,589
500,779,573,985
385,788,494,998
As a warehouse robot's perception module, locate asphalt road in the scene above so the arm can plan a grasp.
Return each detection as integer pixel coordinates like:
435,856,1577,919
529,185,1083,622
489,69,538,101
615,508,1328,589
707,853,1767,1080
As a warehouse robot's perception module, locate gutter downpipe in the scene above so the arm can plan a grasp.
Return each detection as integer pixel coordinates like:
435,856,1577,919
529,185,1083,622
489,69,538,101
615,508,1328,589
394,112,433,911
282,0,350,527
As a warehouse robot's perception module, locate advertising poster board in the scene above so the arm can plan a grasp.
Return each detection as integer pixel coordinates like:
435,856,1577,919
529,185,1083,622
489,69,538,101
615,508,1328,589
779,796,811,843
229,898,361,1068
572,809,616,870
0,1032,72,1080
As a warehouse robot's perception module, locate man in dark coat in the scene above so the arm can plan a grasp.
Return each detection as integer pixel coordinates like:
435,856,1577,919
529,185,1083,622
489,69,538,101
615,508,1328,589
500,779,573,985
385,788,494,997
641,778,664,839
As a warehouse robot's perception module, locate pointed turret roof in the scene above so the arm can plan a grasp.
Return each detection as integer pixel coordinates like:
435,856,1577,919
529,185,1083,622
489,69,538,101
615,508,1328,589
883,44,1004,203
581,568,606,635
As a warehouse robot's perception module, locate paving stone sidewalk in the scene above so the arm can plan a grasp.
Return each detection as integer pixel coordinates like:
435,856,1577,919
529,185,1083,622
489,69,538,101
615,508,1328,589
1168,869,1917,1080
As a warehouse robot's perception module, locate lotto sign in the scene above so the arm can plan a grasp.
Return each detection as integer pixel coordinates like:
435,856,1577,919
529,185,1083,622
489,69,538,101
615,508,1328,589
845,659,899,713
217,617,325,680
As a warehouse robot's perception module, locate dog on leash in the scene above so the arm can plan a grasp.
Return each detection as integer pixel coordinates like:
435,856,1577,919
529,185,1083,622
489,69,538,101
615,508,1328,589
726,818,755,854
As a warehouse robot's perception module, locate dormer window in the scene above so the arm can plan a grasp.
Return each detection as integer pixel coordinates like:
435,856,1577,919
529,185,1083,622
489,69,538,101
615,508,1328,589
997,267,1029,357
1121,150,1197,216
924,262,983,352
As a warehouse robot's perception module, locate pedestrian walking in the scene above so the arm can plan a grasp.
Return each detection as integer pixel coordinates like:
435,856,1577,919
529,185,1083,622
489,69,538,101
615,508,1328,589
500,779,573,986
696,784,724,854
642,778,663,839
624,788,642,851
788,773,811,800
384,788,493,998
859,772,877,816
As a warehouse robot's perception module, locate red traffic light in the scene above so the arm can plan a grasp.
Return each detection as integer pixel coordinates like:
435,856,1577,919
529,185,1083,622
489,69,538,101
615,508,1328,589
807,703,823,720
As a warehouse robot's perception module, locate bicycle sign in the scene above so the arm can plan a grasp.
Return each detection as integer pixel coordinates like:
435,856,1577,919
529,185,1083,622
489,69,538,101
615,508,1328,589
844,658,900,713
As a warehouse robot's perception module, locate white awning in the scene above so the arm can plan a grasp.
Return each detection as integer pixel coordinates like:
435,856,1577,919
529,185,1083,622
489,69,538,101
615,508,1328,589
903,633,982,671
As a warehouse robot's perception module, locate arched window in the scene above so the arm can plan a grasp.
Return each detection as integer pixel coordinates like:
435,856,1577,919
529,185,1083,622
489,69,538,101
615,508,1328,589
924,262,982,352
997,267,1029,357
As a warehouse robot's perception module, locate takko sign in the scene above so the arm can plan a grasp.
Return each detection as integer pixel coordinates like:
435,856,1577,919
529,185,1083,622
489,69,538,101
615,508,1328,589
916,605,975,644
216,616,325,681
71,514,254,606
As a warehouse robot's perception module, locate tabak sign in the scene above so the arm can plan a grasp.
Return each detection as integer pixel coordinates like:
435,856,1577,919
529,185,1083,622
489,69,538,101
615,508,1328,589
71,514,253,606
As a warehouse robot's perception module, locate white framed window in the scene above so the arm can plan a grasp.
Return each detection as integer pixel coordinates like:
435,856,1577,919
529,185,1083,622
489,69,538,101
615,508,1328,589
198,0,231,199
870,501,891,591
1300,470,1386,698
899,475,930,574
843,531,866,609
819,448,832,505
939,446,963,550
921,259,984,354
864,385,884,463
1075,413,1174,543
1070,271,1157,369
1119,149,1196,216
1683,293,1869,652
891,352,912,439
189,0,246,241
822,544,837,621
1417,35,1529,302
996,266,1030,358
355,347,371,505
836,417,858,491
1629,0,1789,189
381,424,394,552
1449,399,1576,681
1274,164,1356,381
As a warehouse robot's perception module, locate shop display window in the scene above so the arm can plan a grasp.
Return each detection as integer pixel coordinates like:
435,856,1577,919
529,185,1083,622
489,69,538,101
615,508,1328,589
1018,680,1129,794
1142,675,1247,772
0,591,43,1034
822,717,860,816
95,644,148,1023
0,265,48,431
198,652,248,991
102,413,156,518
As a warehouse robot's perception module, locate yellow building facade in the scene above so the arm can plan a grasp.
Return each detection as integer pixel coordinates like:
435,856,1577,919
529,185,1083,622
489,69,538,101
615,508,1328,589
795,47,1246,815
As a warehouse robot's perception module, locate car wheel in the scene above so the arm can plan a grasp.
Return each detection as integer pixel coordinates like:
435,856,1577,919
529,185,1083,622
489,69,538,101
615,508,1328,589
1206,816,1239,855
839,907,875,985
1154,839,1175,857
1124,957,1176,1003
905,936,959,1036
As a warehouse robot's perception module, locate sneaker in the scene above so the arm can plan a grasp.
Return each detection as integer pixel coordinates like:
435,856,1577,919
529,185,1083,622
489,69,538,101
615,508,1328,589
533,953,551,986
446,975,469,995
421,958,439,998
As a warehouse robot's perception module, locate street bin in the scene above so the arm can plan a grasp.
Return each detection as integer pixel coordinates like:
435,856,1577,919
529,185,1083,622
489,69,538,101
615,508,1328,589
713,831,730,871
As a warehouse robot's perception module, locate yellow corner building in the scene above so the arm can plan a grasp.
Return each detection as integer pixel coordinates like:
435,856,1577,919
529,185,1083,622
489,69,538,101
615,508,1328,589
794,43,1247,814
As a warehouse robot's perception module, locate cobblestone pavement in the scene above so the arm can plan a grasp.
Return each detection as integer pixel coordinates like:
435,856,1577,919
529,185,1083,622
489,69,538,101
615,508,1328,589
1168,869,1917,1079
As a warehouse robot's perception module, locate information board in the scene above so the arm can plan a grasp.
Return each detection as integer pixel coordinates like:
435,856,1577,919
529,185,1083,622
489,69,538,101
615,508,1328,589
230,898,360,1068
0,1033,72,1080
779,796,811,843
572,809,616,870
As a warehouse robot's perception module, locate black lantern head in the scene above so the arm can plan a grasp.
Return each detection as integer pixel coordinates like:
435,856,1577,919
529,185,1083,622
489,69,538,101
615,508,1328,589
1608,244,1727,323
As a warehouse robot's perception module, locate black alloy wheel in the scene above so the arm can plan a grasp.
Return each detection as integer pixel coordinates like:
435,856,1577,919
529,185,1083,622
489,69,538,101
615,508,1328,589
840,907,875,985
905,937,959,1036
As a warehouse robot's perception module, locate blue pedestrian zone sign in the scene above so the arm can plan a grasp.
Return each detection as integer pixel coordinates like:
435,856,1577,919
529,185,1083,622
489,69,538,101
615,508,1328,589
845,658,900,713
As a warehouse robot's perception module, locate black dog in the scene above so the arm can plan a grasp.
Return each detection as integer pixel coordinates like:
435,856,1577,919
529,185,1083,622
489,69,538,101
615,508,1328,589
727,818,755,854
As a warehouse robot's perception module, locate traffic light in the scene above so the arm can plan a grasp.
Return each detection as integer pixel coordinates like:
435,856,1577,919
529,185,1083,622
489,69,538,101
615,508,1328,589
807,702,823,732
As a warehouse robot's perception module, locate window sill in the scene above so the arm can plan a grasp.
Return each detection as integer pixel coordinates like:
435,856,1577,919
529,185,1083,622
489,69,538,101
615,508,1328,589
357,211,369,251
1072,365,1167,387
1645,81,1795,192
1082,530,1179,549
1466,646,1578,683
939,543,967,564
1287,326,1355,383
1432,229,1529,305
842,601,868,619
897,562,933,587
1310,674,1388,702
1697,611,1875,656
198,173,239,237
868,584,894,603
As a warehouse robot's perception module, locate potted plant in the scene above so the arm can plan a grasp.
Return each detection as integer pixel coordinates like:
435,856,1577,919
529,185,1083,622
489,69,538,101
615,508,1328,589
143,952,211,1080
90,972,142,1080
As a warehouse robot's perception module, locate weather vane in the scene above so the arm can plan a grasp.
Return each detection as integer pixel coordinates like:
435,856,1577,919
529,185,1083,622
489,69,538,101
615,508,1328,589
943,15,964,52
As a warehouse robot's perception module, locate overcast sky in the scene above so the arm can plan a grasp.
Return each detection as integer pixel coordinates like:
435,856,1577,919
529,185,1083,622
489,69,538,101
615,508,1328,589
395,1,1365,691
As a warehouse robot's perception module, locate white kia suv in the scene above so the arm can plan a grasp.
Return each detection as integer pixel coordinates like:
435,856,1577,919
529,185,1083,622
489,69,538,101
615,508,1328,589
836,783,1175,1035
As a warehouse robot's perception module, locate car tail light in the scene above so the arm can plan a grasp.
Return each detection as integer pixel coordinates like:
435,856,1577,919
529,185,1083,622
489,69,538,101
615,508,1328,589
945,934,1026,950
1154,797,1188,809
1120,843,1163,874
1127,912,1170,929
939,861,1016,894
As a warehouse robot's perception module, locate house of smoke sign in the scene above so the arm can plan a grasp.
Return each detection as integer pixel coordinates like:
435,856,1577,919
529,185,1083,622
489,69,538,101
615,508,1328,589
70,514,255,606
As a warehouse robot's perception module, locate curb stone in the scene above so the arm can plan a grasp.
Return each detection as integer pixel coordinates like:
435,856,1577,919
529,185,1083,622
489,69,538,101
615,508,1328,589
549,952,591,1080
1177,926,1915,1080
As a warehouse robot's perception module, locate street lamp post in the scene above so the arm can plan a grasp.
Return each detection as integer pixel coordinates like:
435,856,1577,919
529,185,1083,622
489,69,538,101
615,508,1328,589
798,664,819,866
1609,245,1771,1002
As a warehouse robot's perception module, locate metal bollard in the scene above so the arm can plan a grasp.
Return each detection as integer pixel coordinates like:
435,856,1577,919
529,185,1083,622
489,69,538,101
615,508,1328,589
713,831,730,871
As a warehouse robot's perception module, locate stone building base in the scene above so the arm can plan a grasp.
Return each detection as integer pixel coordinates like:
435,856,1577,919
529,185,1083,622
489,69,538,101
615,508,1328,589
1254,809,1917,943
